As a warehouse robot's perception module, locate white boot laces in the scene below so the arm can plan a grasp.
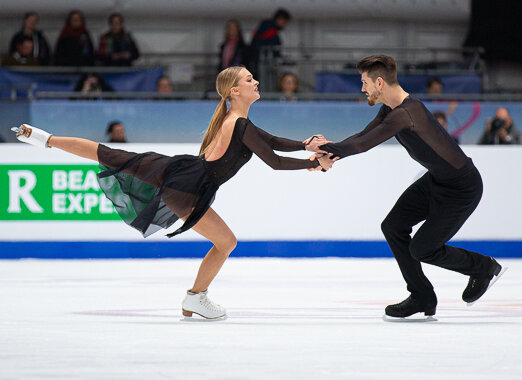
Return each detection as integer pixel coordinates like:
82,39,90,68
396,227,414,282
200,294,222,312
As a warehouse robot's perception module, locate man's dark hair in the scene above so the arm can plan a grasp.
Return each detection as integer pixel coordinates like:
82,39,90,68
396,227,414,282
273,8,292,21
23,11,38,21
15,35,33,46
427,76,443,89
108,12,124,24
432,111,447,122
356,54,398,85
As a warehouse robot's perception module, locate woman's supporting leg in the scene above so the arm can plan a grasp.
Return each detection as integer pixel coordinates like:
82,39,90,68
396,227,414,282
48,136,99,162
188,207,237,293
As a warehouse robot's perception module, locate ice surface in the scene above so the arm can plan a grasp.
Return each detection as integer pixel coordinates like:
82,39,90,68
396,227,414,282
1,258,521,379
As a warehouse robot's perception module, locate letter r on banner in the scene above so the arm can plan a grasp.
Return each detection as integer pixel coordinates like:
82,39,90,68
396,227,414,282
7,170,43,213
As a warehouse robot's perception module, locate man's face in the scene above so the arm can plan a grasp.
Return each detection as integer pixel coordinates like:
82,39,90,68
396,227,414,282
361,72,382,106
110,16,123,33
495,108,511,124
275,17,289,29
19,41,34,56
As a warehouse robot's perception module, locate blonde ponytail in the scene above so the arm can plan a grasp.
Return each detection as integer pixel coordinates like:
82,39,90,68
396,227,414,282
199,98,228,156
199,66,244,156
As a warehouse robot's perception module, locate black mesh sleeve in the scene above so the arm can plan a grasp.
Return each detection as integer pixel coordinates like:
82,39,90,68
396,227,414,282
253,125,307,152
320,107,412,158
242,121,319,170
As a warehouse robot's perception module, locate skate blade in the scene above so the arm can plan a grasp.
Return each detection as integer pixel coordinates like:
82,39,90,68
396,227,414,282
382,315,437,323
467,266,508,307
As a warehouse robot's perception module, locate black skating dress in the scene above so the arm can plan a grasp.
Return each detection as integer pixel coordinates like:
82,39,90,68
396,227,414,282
97,117,319,238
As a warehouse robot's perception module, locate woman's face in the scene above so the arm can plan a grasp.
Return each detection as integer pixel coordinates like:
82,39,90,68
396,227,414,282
111,124,126,142
24,15,38,31
233,68,260,104
281,75,297,94
157,77,172,93
70,13,82,28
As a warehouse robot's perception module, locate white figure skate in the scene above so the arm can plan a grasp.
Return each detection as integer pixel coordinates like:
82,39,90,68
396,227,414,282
11,124,52,148
182,290,227,319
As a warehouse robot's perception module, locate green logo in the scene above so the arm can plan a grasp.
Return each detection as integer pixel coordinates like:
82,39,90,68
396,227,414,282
0,165,119,220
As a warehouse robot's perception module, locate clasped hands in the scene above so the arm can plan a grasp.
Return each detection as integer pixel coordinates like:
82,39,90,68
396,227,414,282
303,135,339,171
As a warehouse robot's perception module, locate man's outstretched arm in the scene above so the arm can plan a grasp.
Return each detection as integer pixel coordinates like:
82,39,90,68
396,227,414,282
320,107,412,158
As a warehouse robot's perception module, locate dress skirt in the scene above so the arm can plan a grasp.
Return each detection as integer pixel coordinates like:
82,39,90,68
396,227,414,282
96,144,217,238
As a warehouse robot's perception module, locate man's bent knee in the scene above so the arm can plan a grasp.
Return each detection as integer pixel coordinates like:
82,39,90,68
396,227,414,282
409,240,438,262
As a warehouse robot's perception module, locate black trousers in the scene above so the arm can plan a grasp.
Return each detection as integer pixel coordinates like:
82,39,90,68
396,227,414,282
381,161,492,302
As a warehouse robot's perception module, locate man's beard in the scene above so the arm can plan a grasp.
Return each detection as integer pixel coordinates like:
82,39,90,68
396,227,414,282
367,89,381,106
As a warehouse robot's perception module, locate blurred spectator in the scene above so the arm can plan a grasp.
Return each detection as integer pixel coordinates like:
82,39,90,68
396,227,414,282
54,10,95,66
277,72,299,102
478,107,520,145
249,8,292,77
219,19,248,70
97,13,140,66
426,76,457,118
74,73,114,97
426,76,443,95
106,121,127,143
2,36,40,66
8,12,51,65
433,111,459,144
156,76,173,93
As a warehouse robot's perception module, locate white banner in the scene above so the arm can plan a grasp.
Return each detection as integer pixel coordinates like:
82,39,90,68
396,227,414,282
1,143,521,241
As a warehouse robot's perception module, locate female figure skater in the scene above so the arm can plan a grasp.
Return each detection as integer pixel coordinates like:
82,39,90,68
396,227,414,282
12,66,335,319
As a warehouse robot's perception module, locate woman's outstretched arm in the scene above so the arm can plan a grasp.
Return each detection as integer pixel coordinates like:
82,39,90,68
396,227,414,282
48,136,100,162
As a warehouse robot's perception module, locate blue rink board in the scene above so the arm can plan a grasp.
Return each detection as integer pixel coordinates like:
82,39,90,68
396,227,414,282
1,241,521,259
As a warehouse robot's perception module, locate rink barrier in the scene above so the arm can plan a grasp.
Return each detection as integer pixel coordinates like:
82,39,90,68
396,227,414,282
1,241,521,259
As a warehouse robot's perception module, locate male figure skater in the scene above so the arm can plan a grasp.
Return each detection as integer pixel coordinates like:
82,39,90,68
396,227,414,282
318,54,506,319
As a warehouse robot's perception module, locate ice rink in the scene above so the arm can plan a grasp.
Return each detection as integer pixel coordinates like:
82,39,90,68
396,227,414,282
2,258,521,379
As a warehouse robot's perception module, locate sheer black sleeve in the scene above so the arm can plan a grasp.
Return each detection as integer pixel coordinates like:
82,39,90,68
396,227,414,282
252,125,307,152
320,106,412,158
242,120,319,170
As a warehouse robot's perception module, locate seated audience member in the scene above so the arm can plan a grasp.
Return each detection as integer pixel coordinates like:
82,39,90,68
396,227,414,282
2,36,40,66
106,121,127,143
156,76,173,93
74,73,114,97
54,10,95,66
9,12,51,65
426,76,457,117
433,111,459,144
219,20,248,70
478,107,520,145
97,13,140,66
278,72,299,102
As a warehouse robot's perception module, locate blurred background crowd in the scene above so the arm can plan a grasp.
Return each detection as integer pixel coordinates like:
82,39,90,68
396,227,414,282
0,0,520,144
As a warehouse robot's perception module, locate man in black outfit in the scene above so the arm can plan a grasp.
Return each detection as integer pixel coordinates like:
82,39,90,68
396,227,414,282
318,55,505,318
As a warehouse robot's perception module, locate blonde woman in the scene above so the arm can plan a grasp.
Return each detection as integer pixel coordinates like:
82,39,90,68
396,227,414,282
12,66,335,319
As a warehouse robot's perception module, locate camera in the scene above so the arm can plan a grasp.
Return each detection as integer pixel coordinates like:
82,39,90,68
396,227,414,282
490,118,505,132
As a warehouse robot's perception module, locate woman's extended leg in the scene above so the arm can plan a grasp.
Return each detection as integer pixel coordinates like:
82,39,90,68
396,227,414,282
188,207,237,293
48,136,99,162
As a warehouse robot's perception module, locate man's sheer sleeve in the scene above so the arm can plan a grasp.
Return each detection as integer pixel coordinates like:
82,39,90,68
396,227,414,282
253,125,307,152
242,121,319,170
320,107,412,158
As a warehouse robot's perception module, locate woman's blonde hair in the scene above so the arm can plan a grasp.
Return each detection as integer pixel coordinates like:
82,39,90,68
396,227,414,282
199,66,244,156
